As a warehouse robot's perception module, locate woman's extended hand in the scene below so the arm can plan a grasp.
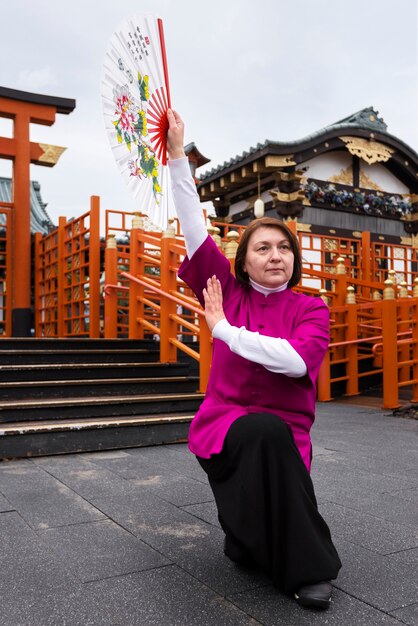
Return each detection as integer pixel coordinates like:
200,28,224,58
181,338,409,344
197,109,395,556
166,109,186,160
203,276,226,332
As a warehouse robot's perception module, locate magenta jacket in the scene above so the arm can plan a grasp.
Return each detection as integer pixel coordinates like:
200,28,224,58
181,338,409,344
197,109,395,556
178,235,330,472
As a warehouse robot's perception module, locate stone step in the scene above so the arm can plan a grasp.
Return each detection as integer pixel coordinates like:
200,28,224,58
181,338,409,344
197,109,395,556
0,338,156,350
0,376,200,399
0,413,194,459
0,361,192,382
0,349,160,365
0,393,204,422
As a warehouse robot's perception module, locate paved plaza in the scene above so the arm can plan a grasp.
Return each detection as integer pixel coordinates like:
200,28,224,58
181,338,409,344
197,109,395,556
0,402,417,625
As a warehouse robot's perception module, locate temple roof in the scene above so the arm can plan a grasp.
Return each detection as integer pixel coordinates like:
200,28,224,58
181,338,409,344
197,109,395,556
184,142,210,168
0,86,75,115
0,178,55,234
199,107,417,184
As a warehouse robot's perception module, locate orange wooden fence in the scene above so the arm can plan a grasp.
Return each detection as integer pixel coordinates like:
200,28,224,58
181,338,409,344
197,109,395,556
104,219,418,407
34,197,101,337
105,223,212,392
2,192,417,409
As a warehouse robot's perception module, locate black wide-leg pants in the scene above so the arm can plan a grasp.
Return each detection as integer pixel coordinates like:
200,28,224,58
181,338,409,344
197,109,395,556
197,413,341,595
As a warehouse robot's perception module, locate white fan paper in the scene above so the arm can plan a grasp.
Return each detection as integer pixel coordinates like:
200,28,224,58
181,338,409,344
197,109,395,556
101,14,174,229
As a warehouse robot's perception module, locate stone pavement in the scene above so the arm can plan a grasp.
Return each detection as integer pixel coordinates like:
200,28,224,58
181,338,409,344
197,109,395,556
0,402,417,626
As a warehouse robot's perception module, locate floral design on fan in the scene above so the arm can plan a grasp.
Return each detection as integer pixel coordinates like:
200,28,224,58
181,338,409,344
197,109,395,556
112,62,161,202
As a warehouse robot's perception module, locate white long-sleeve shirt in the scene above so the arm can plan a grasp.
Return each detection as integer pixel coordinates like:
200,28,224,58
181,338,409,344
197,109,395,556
168,157,307,378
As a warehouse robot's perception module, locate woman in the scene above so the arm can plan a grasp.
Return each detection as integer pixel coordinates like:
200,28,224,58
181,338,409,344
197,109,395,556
166,109,341,609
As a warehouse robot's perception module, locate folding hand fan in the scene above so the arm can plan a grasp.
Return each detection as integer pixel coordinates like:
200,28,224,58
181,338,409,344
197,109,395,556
101,14,173,228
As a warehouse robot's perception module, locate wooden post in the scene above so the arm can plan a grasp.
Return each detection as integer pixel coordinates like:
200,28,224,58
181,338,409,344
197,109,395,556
382,279,399,409
159,229,177,362
361,230,371,298
128,226,142,339
345,287,359,396
199,318,212,393
57,216,66,337
33,232,42,337
334,257,347,360
412,298,418,403
334,257,347,306
317,349,332,401
88,196,101,338
104,235,118,338
12,112,32,335
397,281,410,383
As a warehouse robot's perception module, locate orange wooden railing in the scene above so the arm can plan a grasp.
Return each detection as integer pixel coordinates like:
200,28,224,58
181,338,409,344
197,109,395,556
104,222,211,392
34,197,101,337
104,221,418,406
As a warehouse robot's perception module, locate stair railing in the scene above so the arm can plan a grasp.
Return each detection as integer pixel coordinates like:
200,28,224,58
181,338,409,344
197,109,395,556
108,218,418,406
318,278,418,408
114,271,212,393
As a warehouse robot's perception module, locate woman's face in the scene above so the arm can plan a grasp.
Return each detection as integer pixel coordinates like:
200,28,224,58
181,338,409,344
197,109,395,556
243,226,294,288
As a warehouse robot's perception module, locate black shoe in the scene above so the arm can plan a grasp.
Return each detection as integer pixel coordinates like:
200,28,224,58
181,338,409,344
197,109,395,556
294,581,332,609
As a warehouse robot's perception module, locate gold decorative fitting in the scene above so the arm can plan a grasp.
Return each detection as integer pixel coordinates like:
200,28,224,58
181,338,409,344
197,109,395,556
383,279,395,300
295,222,311,233
329,166,381,190
339,136,394,165
319,289,329,305
106,234,117,249
329,166,353,186
162,219,176,238
388,269,397,284
38,143,67,165
325,239,338,251
398,281,408,298
352,231,362,239
131,213,144,228
336,257,346,274
400,236,412,246
264,155,296,167
224,231,240,259
269,190,302,203
346,285,356,304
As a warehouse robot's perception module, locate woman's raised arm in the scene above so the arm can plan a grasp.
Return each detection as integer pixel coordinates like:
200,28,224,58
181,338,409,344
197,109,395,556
167,110,208,257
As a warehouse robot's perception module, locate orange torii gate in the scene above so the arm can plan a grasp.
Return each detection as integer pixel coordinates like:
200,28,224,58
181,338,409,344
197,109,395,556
0,86,75,336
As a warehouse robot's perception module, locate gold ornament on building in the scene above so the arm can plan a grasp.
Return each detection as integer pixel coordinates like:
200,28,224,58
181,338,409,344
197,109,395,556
329,166,382,190
264,155,296,167
38,144,67,165
339,136,394,165
295,222,311,232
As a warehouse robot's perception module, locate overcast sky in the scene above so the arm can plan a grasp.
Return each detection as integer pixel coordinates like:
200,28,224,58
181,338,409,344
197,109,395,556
1,0,417,226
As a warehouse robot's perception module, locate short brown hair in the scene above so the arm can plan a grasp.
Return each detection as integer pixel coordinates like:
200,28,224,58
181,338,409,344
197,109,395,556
234,217,302,288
